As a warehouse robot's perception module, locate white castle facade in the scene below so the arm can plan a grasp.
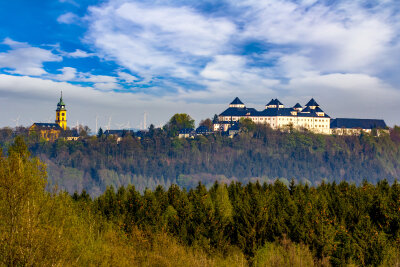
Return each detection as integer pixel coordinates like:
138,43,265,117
213,97,387,135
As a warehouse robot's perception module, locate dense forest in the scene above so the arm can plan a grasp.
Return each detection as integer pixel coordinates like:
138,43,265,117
1,137,400,266
0,120,400,196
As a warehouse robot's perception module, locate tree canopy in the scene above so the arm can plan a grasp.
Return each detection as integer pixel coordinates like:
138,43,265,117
164,113,195,136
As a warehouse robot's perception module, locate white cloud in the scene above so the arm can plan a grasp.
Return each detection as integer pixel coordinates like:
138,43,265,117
0,38,61,76
59,0,79,6
94,82,120,91
57,12,79,24
51,67,119,84
285,73,400,123
118,71,139,83
83,74,117,83
2,38,28,48
239,0,398,74
85,1,236,80
67,49,94,58
2,1,400,127
53,67,77,81
192,55,279,103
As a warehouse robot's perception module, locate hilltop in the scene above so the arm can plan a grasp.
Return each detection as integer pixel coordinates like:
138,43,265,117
1,123,399,196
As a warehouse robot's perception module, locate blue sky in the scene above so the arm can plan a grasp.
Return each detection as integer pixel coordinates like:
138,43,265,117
0,0,400,131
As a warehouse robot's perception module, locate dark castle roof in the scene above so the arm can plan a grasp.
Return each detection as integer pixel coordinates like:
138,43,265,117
305,98,319,107
219,107,258,117
266,98,283,106
230,97,244,105
331,118,387,129
196,126,212,134
220,107,330,118
179,128,195,134
293,103,302,108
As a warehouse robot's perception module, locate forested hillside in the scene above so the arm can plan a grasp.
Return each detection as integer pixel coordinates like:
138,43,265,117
0,124,400,196
1,137,400,266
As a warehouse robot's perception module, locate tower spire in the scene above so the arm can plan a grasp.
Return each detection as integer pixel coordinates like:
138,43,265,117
56,92,67,130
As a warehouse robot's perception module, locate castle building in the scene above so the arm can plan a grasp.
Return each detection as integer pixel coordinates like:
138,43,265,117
29,93,67,141
330,118,387,135
29,123,63,142
215,97,331,134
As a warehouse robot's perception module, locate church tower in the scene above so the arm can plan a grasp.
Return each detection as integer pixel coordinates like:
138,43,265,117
55,92,67,130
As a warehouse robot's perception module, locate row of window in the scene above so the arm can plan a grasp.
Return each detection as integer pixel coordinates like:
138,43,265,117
222,116,329,123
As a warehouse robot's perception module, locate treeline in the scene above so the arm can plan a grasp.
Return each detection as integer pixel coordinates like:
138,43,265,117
91,178,400,266
2,137,400,266
0,124,400,195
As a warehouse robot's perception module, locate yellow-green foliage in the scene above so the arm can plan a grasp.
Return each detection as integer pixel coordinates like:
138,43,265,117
380,246,400,267
0,137,247,266
253,237,315,267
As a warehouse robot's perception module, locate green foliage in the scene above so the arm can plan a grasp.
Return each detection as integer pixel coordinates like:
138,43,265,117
90,179,400,266
3,136,400,266
2,125,400,196
0,137,247,266
239,117,256,132
97,127,104,138
4,125,398,196
199,118,213,130
164,113,195,136
253,237,316,267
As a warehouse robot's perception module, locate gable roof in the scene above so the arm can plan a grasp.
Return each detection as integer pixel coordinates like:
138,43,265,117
305,98,319,107
31,123,62,130
196,125,212,133
293,103,302,108
266,98,283,106
179,128,195,134
230,97,244,105
331,118,387,129
219,107,258,117
301,106,311,113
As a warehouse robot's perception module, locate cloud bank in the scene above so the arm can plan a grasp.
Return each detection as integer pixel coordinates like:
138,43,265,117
1,0,400,129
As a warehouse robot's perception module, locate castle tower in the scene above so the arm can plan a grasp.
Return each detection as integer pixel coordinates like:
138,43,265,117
55,92,67,130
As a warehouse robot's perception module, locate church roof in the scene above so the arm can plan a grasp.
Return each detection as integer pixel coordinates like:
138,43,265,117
31,123,62,130
331,118,387,129
57,92,66,111
230,97,244,105
305,98,319,107
58,98,65,106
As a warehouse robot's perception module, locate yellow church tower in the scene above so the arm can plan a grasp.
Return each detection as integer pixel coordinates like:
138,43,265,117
55,92,67,130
